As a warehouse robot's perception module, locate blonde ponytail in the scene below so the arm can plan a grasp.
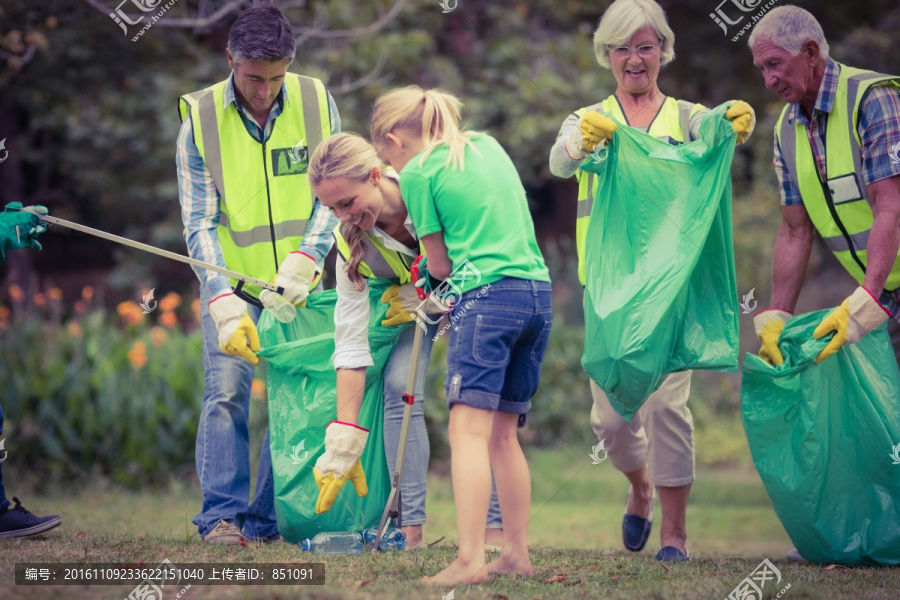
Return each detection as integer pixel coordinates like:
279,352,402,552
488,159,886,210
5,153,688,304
369,85,481,171
309,132,385,291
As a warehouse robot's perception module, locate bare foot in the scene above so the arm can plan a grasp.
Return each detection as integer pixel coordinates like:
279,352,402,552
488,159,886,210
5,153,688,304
626,482,653,517
486,554,533,577
420,559,488,586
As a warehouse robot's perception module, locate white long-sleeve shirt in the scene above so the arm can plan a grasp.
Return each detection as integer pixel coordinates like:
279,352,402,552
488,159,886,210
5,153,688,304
332,213,419,370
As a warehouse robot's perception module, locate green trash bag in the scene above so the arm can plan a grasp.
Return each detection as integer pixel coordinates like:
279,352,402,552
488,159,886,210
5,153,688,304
257,282,407,543
741,310,900,565
581,104,740,421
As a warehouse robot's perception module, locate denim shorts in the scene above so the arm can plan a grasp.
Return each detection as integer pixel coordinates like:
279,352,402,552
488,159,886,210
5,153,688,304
445,278,553,415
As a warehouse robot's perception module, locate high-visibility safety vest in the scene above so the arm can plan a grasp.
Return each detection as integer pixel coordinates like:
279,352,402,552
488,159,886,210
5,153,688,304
775,63,900,292
333,225,419,284
574,96,704,284
179,74,331,302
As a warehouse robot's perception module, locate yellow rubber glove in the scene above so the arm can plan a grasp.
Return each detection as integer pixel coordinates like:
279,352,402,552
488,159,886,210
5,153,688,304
380,284,420,327
753,309,793,366
725,100,756,144
314,460,368,514
313,422,369,514
223,314,261,365
579,111,618,152
813,286,890,363
209,294,261,365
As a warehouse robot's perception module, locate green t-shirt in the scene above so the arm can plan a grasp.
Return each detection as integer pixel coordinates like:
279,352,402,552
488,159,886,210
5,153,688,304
400,134,550,295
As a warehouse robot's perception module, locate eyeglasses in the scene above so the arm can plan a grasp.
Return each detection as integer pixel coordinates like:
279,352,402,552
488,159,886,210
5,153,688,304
607,41,662,59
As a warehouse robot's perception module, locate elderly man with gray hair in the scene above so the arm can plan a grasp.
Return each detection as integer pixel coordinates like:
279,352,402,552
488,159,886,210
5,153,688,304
749,6,900,376
176,1,340,544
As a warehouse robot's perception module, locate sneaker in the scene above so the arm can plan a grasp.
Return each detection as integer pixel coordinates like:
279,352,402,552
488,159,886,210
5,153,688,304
406,538,429,552
0,497,62,539
202,520,245,545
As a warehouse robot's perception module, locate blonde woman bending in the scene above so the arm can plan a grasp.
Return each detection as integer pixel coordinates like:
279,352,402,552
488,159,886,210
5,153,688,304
307,132,503,551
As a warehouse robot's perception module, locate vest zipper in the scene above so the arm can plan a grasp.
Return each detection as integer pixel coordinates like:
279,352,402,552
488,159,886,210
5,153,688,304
813,135,866,275
261,139,279,270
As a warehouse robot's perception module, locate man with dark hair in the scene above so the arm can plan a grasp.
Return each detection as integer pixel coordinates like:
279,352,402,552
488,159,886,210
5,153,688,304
177,1,340,544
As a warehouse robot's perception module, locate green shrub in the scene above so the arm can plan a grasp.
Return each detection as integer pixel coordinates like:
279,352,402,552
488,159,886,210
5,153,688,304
0,289,226,487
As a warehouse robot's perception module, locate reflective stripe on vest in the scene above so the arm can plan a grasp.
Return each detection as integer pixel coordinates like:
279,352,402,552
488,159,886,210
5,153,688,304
775,63,900,291
178,74,331,300
574,96,702,284
333,226,415,284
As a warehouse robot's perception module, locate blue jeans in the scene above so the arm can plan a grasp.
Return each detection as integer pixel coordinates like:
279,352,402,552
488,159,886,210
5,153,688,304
193,287,277,539
0,400,8,511
446,278,553,413
384,324,502,528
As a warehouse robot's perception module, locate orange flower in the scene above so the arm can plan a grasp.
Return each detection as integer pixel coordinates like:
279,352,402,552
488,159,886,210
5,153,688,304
192,298,201,323
47,287,63,301
74,300,86,315
150,326,167,347
9,284,24,302
159,292,182,313
159,310,177,328
67,321,83,338
117,301,143,326
128,340,147,369
0,306,9,329
251,379,266,399
34,293,46,307
82,286,94,301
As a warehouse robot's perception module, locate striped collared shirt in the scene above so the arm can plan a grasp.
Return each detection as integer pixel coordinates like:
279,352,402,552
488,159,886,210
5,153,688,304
176,72,340,298
773,58,900,318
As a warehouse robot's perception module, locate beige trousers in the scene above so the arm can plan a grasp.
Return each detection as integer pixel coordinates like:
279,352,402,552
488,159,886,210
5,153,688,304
589,371,695,487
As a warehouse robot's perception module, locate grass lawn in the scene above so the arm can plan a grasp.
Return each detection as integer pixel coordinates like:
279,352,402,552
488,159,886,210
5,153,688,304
2,447,898,600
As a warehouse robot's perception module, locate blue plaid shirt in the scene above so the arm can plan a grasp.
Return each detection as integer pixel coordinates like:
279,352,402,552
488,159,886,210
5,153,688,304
773,58,900,318
176,72,340,298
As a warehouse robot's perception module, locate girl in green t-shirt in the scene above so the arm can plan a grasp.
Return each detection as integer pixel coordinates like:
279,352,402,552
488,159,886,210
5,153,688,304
369,86,552,587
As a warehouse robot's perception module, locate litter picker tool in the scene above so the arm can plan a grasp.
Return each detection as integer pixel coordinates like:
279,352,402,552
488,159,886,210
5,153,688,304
18,207,297,323
372,322,425,551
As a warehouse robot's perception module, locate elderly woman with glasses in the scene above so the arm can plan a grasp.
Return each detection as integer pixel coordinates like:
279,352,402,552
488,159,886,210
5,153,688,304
549,0,754,562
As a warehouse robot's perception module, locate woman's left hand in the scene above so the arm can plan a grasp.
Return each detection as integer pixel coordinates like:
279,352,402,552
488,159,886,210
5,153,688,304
725,100,756,145
579,111,618,152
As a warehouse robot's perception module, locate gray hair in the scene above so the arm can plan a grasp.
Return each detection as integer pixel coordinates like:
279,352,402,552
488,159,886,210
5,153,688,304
593,0,676,70
227,1,296,65
749,5,829,59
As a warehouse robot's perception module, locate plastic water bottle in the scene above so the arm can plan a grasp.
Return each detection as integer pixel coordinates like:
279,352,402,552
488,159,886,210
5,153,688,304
362,527,407,551
259,289,297,323
299,531,363,556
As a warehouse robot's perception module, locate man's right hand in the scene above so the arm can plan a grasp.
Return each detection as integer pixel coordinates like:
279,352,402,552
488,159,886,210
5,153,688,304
274,251,317,306
753,309,793,366
209,293,260,365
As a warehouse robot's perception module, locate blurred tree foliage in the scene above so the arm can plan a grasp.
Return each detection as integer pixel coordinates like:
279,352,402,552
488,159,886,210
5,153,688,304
0,0,898,304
